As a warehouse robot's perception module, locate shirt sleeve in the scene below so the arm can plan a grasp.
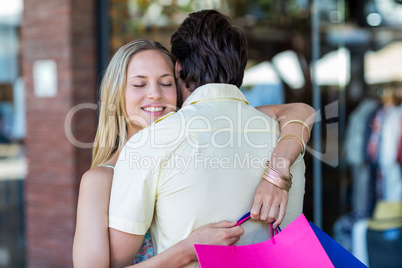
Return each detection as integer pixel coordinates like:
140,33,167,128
108,129,164,235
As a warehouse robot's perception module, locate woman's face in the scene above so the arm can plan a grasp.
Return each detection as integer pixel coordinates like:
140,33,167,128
125,50,177,131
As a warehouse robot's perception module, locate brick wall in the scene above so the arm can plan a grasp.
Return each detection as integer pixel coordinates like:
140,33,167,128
21,0,97,267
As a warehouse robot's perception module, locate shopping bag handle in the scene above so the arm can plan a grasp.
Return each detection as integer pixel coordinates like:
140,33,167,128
236,212,251,226
236,211,281,244
236,212,282,231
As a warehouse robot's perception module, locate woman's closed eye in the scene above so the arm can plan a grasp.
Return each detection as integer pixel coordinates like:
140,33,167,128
132,84,145,88
159,78,174,87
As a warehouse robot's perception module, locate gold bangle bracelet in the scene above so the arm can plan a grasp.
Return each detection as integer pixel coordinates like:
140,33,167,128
277,136,304,154
262,173,292,191
277,134,305,155
264,162,293,181
278,136,306,158
265,161,293,178
263,169,291,184
281,119,311,140
263,161,292,191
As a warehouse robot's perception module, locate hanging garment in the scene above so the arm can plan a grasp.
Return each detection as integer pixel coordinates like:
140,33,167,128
345,99,379,165
380,105,402,165
379,105,402,201
345,99,380,213
364,106,385,215
366,106,386,164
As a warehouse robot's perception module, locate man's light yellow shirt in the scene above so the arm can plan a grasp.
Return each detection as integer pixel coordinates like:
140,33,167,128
109,83,305,265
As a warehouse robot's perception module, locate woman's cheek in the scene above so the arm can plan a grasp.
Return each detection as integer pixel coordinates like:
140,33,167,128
168,87,178,102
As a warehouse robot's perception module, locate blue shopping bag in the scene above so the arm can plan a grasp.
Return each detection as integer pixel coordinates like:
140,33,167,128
310,222,367,268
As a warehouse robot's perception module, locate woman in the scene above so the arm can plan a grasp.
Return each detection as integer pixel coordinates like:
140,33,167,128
73,39,314,267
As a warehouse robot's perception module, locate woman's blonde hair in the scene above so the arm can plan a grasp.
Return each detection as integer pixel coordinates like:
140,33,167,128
91,40,176,168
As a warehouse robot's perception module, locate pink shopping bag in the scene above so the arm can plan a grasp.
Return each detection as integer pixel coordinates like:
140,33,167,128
194,214,334,268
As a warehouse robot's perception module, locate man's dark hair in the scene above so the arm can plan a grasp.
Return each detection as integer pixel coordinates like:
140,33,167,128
171,10,248,91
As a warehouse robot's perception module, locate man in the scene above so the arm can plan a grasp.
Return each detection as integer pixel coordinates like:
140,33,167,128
109,10,310,267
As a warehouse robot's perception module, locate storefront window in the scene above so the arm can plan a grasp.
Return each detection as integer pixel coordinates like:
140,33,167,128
107,1,402,266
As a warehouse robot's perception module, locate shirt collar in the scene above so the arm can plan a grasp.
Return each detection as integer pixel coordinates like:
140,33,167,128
182,83,249,108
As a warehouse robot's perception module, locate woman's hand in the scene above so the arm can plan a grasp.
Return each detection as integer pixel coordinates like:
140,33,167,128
123,221,243,268
250,155,291,229
250,179,289,228
180,220,244,262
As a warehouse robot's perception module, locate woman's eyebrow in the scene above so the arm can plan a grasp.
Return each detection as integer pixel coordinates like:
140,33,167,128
128,74,173,80
127,75,147,80
160,74,174,78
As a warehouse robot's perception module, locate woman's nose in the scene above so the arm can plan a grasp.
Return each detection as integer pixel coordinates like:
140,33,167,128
147,84,162,100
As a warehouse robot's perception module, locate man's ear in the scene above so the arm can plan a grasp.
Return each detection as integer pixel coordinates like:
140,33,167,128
174,61,182,79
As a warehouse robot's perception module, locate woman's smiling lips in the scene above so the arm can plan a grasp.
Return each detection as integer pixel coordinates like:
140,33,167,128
141,103,166,116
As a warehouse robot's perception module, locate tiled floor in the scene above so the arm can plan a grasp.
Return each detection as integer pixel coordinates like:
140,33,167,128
0,144,26,268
